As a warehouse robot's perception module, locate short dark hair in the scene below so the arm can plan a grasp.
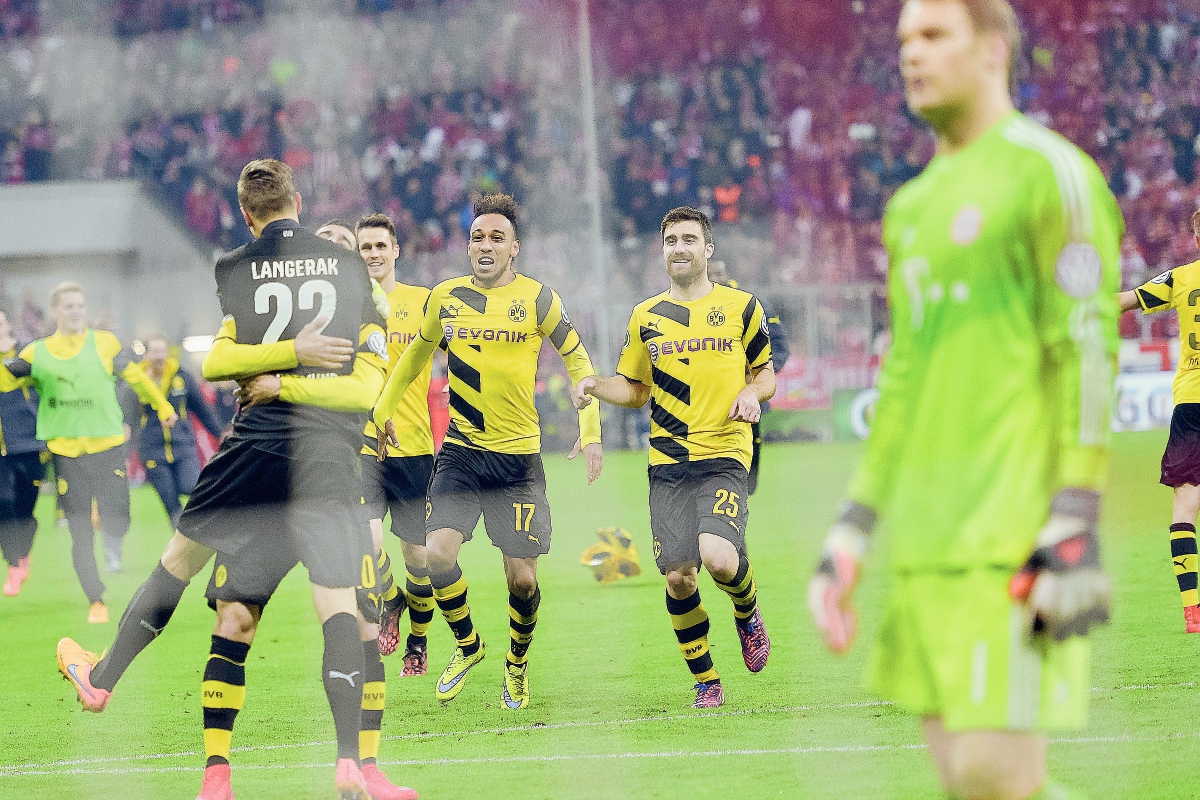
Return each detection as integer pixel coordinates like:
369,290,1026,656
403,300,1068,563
237,159,297,221
320,218,354,232
355,212,397,244
660,206,713,245
472,193,520,237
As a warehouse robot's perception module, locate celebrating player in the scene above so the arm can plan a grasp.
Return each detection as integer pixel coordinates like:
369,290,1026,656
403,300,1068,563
5,282,176,620
123,334,224,530
571,207,775,709
355,213,450,676
1117,210,1200,634
372,193,602,709
55,159,394,800
806,2,1121,799
0,309,45,597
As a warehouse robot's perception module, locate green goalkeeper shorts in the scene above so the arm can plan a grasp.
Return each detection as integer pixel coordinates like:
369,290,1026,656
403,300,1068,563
867,567,1090,732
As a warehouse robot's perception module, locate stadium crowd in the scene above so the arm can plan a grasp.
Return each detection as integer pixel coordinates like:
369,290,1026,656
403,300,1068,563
2,0,1200,311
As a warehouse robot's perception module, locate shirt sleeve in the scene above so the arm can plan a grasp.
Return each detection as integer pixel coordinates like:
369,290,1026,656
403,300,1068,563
740,296,773,371
537,288,601,446
202,316,299,382
279,322,388,413
615,308,652,385
1031,152,1123,494
1133,270,1176,313
4,343,33,380
372,288,443,429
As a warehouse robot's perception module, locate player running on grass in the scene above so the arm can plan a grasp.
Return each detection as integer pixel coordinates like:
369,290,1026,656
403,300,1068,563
55,159,399,800
806,2,1121,799
1117,210,1200,634
571,206,775,709
371,193,603,709
0,309,45,597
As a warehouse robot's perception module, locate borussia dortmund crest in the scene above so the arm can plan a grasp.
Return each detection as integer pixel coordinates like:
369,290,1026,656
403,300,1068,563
707,307,725,326
509,299,527,322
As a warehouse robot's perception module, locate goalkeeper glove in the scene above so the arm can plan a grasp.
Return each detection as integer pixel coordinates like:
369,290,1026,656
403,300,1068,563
807,501,875,654
1008,487,1111,641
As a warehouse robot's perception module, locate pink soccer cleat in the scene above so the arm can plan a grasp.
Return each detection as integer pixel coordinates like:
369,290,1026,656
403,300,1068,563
362,762,418,800
735,607,771,673
195,763,234,800
692,681,725,709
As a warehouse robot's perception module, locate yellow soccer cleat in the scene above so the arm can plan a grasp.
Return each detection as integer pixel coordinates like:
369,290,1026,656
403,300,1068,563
56,637,111,713
501,660,529,710
435,639,485,702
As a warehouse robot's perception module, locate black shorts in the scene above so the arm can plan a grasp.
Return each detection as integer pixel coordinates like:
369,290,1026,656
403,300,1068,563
425,441,551,559
54,445,130,518
1162,403,1200,487
204,534,381,622
179,433,370,590
648,458,750,574
360,453,435,545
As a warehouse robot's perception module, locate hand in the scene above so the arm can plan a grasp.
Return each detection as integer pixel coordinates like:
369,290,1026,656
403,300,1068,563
571,376,597,410
728,387,761,423
807,501,875,654
236,374,282,408
1009,489,1111,641
293,317,354,370
376,419,398,462
162,413,179,429
568,439,603,483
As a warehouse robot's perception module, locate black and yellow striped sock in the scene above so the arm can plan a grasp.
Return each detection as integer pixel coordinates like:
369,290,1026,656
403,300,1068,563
713,557,759,626
406,567,436,648
1170,523,1199,608
666,588,719,684
506,585,541,667
359,639,386,765
202,636,250,767
377,550,401,609
430,564,479,656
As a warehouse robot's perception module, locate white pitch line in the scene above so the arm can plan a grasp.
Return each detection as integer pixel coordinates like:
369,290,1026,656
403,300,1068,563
4,682,1193,775
7,732,1200,779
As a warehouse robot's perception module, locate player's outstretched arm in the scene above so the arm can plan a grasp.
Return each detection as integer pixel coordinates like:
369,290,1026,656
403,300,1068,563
104,333,177,428
373,333,436,432
807,501,875,653
1115,290,1141,314
571,375,651,409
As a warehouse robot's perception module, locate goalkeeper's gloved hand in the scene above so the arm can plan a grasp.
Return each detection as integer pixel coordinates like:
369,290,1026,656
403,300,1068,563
807,501,875,654
1008,487,1111,641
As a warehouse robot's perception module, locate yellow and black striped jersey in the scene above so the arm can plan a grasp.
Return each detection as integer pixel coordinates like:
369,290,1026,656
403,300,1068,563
382,273,600,455
617,284,772,469
1134,260,1200,404
362,282,435,458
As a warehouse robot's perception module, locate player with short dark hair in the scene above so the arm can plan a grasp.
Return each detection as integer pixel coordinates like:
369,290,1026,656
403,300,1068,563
122,334,224,530
805,2,1122,799
572,207,776,709
5,283,177,621
372,193,603,709
55,159,399,800
0,309,45,597
354,211,452,677
1116,208,1200,634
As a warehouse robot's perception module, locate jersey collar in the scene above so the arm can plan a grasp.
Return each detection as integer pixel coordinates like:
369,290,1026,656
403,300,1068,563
260,219,301,238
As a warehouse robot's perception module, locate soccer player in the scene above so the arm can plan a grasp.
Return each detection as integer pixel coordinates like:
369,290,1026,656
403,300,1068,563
123,334,224,530
56,159,390,800
806,3,1121,799
571,207,775,709
4,282,177,621
706,259,790,495
0,309,45,596
372,193,602,709
355,212,448,676
1117,210,1200,634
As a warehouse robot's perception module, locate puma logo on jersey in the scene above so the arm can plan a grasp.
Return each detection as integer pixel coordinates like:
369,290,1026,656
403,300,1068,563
328,670,360,688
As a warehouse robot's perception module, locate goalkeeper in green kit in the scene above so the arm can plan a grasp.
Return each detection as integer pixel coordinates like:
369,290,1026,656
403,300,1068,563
807,2,1122,799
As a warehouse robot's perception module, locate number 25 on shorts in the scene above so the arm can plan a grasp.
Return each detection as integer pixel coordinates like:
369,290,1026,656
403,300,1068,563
513,503,536,532
713,489,740,518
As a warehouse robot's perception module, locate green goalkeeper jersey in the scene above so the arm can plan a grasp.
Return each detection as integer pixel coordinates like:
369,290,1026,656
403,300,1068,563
848,112,1123,572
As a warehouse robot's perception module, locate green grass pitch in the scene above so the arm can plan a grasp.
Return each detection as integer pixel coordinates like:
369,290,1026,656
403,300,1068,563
2,432,1198,799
